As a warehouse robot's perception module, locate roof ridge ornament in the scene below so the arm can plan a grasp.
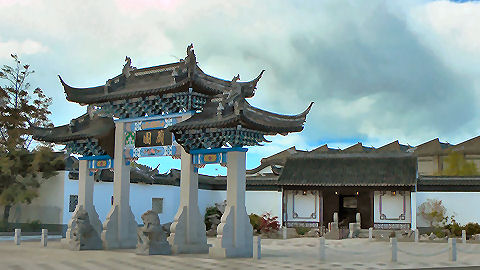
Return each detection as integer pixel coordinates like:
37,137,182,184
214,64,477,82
185,43,197,83
122,56,136,78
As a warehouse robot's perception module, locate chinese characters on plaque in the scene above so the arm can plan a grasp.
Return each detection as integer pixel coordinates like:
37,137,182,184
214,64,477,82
135,129,173,147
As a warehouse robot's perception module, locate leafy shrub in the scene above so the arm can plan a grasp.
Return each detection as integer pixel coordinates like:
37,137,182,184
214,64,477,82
258,213,280,233
27,220,42,232
249,214,262,233
464,223,480,236
0,220,8,232
433,227,446,238
250,213,280,234
295,227,310,235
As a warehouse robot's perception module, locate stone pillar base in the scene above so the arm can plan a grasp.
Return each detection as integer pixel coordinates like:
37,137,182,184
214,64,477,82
101,205,137,249
209,205,253,258
167,206,209,254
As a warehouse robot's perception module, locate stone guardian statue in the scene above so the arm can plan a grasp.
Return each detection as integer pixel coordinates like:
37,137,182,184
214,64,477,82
136,210,171,255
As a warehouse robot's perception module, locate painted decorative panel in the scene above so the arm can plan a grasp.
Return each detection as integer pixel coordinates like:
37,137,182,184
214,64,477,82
123,114,185,160
285,190,319,222
192,152,227,167
374,191,411,224
124,145,181,159
87,159,113,169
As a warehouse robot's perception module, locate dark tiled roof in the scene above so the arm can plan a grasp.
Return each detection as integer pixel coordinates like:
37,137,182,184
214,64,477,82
278,153,417,187
60,45,262,104
343,142,375,153
169,98,313,135
411,138,452,156
418,175,480,192
310,144,341,154
246,146,303,175
376,140,411,153
30,114,115,156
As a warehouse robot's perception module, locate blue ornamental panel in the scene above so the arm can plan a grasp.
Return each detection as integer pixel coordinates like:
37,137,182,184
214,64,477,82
87,158,113,169
190,147,247,168
124,145,181,159
192,152,227,168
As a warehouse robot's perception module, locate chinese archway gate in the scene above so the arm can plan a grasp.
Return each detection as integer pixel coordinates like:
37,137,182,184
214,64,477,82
32,44,312,257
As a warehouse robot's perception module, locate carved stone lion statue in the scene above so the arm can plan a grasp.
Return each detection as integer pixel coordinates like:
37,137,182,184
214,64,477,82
68,209,102,250
136,210,171,255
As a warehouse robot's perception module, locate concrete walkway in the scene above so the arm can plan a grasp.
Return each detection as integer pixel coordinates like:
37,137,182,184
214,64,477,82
1,237,480,269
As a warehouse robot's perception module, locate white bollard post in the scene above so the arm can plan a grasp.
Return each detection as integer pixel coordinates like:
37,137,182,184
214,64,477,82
319,237,326,262
368,227,373,241
14,229,21,245
41,229,48,247
253,236,261,260
390,237,397,262
283,226,287,240
449,238,457,262
415,229,419,242
462,230,467,244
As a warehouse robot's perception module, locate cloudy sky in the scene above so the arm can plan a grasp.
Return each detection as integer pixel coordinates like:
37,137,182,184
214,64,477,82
1,0,479,175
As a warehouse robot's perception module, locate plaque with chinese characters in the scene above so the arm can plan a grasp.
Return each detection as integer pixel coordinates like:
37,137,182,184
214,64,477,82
135,129,173,148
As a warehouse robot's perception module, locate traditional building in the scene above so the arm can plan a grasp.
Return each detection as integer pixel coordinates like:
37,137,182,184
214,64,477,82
279,153,417,230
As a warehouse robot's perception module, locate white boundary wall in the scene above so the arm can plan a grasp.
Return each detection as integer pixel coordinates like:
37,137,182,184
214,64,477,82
416,192,480,227
6,171,68,224
63,177,282,225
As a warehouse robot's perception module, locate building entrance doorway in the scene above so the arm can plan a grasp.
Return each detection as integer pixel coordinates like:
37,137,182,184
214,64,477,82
339,195,357,227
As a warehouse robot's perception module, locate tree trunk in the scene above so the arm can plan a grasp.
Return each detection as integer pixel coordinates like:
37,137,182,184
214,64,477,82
3,204,11,223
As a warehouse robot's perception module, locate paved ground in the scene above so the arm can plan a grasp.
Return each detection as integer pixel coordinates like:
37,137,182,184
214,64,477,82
1,237,480,269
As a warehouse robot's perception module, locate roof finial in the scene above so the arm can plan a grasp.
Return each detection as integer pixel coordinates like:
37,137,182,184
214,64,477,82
122,56,136,78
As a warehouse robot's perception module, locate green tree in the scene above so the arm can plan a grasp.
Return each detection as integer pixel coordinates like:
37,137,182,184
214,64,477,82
0,54,62,223
442,151,479,176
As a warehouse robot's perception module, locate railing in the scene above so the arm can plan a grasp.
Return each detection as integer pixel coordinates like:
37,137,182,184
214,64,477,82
317,229,480,263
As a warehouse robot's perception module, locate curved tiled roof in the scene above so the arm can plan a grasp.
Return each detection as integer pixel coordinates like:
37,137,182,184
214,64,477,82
60,45,264,105
30,114,115,156
278,153,417,187
169,99,313,135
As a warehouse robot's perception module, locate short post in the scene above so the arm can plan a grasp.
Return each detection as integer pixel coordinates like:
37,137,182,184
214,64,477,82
390,237,397,262
462,230,466,244
368,227,373,241
414,229,419,242
319,237,326,262
14,229,21,245
449,238,457,262
282,226,287,240
253,236,261,260
41,229,48,247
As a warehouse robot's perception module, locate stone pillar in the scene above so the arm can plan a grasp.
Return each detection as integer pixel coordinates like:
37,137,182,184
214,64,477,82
167,147,209,254
209,150,253,258
390,237,398,262
41,229,48,247
14,229,21,245
410,191,416,231
64,159,102,244
449,238,457,261
102,121,138,249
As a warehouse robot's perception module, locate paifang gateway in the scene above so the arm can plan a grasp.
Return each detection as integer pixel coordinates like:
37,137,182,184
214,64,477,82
30,44,312,257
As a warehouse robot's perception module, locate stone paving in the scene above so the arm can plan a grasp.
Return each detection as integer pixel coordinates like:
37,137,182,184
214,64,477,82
1,237,480,269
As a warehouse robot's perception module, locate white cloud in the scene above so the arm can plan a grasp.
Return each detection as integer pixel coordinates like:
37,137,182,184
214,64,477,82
0,0,479,155
0,37,48,59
